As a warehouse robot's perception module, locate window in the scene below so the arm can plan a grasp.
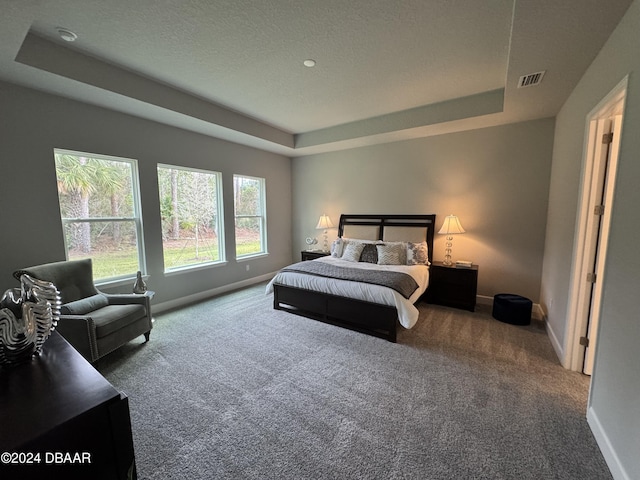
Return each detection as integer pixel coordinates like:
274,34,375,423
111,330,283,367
234,175,267,258
54,149,145,282
157,165,224,271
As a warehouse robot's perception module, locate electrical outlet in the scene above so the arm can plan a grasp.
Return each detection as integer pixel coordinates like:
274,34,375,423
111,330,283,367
246,264,250,271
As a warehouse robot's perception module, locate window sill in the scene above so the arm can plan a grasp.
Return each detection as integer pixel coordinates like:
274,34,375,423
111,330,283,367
163,261,228,276
236,253,269,262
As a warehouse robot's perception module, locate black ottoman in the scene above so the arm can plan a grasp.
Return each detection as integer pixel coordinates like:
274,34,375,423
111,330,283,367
492,294,532,326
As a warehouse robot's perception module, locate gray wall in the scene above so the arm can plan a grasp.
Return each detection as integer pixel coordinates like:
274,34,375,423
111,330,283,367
292,118,555,303
0,81,292,306
541,0,640,477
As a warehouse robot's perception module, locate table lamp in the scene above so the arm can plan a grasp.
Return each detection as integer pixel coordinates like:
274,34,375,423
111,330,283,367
316,214,334,252
438,215,465,265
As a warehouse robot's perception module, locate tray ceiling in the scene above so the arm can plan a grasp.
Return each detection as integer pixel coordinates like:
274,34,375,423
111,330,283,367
0,0,633,156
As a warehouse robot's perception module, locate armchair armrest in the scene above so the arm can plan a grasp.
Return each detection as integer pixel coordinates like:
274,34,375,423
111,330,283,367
54,314,99,362
103,291,154,332
103,291,154,306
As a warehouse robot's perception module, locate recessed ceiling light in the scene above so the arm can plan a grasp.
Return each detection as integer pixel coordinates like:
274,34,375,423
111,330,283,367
303,59,316,68
57,28,77,42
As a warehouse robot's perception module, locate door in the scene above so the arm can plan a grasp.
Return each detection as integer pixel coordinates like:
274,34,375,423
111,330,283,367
566,77,626,374
581,115,622,375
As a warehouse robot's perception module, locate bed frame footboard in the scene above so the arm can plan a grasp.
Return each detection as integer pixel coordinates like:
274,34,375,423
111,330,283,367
273,283,398,342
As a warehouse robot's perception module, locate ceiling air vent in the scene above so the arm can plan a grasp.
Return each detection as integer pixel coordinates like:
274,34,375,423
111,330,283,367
517,71,546,88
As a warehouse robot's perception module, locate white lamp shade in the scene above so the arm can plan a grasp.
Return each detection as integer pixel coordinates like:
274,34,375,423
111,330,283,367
316,214,334,230
438,215,465,235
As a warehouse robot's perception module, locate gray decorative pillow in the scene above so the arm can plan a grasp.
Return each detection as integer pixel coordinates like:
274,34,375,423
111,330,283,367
359,243,378,264
60,293,109,315
341,242,365,262
376,243,406,265
407,241,430,265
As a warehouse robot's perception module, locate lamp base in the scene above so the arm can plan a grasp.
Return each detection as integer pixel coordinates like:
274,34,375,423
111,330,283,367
443,236,453,266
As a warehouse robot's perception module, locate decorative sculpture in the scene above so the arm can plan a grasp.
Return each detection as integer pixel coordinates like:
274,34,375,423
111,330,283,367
0,274,60,366
133,271,147,294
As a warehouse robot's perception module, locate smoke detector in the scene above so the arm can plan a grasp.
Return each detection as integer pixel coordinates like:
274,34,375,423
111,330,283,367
517,71,545,88
57,28,78,42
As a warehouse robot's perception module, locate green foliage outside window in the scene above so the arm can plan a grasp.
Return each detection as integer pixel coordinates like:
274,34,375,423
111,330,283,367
234,175,266,257
54,152,143,281
157,165,223,270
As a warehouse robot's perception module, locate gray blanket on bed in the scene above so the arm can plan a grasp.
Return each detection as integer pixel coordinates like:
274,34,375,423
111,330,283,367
281,261,419,299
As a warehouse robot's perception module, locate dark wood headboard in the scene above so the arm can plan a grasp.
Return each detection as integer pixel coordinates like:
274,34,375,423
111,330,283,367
337,214,436,256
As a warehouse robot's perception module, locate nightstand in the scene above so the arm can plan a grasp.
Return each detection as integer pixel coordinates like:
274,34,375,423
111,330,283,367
301,250,330,261
426,261,478,311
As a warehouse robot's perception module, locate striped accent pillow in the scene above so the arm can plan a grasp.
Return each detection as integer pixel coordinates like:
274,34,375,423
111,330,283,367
376,243,406,265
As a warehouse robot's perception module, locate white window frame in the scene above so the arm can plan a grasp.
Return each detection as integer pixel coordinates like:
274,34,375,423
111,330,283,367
234,174,267,259
157,164,225,272
54,148,146,284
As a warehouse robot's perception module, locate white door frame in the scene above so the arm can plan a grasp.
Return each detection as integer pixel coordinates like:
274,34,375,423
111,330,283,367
564,76,627,372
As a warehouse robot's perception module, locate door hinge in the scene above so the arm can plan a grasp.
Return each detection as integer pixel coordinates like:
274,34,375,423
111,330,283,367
602,132,614,144
587,272,597,283
594,205,605,216
580,336,590,347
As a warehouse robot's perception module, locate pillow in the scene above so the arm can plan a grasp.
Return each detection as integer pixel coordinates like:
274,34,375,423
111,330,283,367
60,293,109,315
359,243,378,264
330,238,345,257
341,242,365,262
334,237,379,258
376,243,406,265
407,241,430,265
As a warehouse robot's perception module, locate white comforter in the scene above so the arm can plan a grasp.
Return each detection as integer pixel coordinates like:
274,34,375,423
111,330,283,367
265,256,430,329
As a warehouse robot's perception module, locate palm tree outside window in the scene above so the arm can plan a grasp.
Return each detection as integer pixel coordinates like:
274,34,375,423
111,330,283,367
53,149,145,282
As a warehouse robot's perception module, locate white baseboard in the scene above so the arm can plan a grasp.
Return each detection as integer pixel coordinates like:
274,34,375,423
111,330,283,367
153,272,277,314
545,319,566,367
587,406,631,480
476,295,493,307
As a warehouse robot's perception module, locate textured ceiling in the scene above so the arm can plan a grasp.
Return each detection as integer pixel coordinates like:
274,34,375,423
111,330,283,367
0,0,633,156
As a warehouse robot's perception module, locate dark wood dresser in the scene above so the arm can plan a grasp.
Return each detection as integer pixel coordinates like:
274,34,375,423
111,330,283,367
0,331,136,479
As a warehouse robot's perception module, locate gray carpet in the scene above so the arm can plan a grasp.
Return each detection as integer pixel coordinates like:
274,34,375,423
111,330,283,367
96,284,612,480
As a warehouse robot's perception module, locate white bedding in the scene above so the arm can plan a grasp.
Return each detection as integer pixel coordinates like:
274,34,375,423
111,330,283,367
265,256,429,329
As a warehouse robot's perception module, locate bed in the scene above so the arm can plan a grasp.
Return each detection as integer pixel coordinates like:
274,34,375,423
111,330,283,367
266,214,436,342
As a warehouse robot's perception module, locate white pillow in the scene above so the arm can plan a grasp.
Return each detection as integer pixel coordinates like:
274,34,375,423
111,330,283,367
334,237,379,258
330,238,345,257
341,242,365,262
407,241,430,265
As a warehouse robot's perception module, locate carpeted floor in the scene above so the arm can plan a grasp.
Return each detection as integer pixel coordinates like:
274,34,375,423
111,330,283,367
96,283,612,480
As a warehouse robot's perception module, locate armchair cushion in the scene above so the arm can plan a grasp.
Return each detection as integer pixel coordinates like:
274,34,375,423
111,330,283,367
60,294,109,315
90,304,147,339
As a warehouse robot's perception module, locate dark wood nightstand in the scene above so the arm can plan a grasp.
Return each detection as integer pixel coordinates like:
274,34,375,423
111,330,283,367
301,250,330,261
426,261,478,311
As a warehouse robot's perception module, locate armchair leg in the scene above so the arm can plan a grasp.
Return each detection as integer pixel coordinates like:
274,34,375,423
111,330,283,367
144,331,150,342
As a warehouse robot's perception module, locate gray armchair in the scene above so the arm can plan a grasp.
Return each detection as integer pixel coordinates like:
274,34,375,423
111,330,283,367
13,259,153,362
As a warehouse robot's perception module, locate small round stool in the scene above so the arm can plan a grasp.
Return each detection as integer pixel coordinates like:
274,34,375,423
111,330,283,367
492,294,532,326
